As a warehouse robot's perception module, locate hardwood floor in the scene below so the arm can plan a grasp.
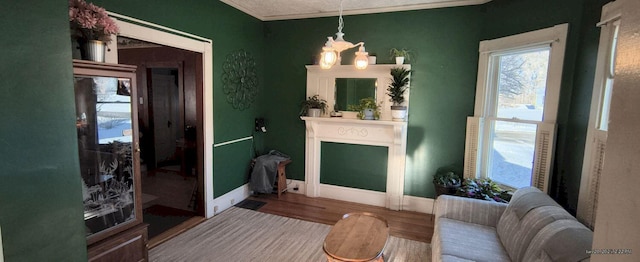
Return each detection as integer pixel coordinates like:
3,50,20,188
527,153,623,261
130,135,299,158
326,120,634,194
148,216,205,249
249,193,434,243
142,164,202,249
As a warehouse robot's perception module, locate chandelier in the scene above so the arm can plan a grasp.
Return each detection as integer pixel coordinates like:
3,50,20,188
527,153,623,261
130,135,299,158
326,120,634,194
319,0,368,70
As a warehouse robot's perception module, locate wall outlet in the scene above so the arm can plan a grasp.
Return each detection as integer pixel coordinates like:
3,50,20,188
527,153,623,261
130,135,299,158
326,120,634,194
293,183,299,191
230,199,235,205
214,206,219,213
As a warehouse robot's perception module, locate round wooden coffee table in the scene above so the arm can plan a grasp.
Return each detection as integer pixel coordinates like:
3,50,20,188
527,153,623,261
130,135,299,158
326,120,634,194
323,212,389,262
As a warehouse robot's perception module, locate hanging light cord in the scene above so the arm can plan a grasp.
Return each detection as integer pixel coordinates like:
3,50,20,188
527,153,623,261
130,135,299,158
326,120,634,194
337,0,344,34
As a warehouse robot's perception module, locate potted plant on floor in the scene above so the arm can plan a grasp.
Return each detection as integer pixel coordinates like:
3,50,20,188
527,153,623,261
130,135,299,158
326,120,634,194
300,95,328,117
387,67,411,121
455,178,512,203
433,167,462,197
348,97,381,120
389,48,412,65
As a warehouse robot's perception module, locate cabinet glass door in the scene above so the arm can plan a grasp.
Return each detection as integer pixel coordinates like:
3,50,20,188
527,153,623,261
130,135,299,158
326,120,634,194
75,75,137,238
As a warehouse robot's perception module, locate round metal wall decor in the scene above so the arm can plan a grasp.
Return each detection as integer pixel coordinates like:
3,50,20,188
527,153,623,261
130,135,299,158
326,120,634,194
222,50,258,110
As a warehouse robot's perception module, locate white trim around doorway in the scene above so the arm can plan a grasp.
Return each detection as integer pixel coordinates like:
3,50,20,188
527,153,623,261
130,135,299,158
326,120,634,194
111,13,216,218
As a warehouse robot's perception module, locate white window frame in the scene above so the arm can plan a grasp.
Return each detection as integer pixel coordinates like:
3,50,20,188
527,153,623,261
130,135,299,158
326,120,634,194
465,24,568,193
577,1,622,229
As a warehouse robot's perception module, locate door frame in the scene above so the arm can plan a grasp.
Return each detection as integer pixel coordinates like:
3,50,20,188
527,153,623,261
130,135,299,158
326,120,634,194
145,62,185,169
110,13,215,218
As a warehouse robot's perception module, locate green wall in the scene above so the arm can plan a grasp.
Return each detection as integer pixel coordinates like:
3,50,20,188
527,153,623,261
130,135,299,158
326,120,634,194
0,1,87,261
0,0,611,260
262,0,608,211
92,0,264,197
1,0,263,260
320,143,388,192
262,7,484,197
213,140,254,198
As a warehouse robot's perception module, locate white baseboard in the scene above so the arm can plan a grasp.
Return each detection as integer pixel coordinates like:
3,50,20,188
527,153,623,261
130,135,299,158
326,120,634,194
234,179,435,215
287,180,435,214
286,179,306,195
403,195,436,214
281,179,388,207
319,184,388,207
208,183,251,218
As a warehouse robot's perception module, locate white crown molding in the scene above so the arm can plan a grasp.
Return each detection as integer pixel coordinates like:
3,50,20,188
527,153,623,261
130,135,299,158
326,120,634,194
220,0,492,21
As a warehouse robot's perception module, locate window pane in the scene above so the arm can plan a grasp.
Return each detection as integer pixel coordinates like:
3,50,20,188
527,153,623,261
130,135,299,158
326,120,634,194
75,76,136,238
598,24,619,131
496,50,550,121
598,78,614,131
94,77,133,144
489,120,537,188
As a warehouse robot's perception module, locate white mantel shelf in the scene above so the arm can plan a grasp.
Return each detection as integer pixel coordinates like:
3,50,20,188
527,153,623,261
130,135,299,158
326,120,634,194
301,116,408,210
300,116,408,126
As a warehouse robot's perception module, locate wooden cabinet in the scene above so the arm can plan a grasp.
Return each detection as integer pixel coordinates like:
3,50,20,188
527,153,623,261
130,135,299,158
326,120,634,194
88,224,149,262
73,60,148,261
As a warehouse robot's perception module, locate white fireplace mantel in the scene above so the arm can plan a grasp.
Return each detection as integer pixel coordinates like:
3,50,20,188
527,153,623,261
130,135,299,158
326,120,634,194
302,116,408,210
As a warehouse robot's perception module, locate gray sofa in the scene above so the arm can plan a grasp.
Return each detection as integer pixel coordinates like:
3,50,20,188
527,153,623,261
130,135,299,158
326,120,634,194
432,187,593,262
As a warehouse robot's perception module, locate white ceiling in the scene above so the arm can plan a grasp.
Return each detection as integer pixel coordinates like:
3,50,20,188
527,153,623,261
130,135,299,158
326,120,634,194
220,0,491,21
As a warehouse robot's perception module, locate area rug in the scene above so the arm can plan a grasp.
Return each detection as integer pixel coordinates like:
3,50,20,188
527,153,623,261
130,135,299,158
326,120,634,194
149,207,431,261
144,205,196,239
234,199,266,211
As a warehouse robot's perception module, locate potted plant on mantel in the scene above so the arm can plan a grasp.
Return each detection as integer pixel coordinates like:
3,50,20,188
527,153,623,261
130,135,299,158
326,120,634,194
389,48,412,65
69,0,119,62
387,67,411,121
348,97,381,120
300,95,328,117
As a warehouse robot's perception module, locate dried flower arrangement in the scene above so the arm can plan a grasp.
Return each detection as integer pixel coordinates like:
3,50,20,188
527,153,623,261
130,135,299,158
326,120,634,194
69,0,119,44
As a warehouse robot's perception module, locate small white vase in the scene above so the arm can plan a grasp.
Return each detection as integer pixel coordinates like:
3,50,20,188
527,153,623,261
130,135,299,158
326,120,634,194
395,57,405,65
391,106,407,121
363,109,375,120
368,56,377,65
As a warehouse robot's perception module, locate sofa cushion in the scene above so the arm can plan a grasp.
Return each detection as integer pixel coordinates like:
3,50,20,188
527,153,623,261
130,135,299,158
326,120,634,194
435,195,508,228
523,219,593,261
437,218,511,262
511,190,561,219
497,187,577,262
441,255,477,262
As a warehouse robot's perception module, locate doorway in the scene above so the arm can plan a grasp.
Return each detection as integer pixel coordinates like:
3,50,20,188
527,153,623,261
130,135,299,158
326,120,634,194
117,37,205,246
149,67,181,168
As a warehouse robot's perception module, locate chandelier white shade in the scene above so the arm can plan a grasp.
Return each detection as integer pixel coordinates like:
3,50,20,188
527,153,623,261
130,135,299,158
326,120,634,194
319,0,368,70
320,44,337,69
354,45,369,69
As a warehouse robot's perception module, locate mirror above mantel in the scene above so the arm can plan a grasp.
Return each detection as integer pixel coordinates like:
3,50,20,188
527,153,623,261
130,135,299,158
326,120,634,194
335,78,377,111
306,64,411,121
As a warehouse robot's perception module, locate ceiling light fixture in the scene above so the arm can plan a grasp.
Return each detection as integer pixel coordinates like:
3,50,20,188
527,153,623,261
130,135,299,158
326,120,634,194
319,0,368,70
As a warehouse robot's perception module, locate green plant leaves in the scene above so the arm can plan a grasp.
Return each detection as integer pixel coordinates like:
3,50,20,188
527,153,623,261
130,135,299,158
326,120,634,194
299,94,328,115
456,178,511,203
387,67,411,105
